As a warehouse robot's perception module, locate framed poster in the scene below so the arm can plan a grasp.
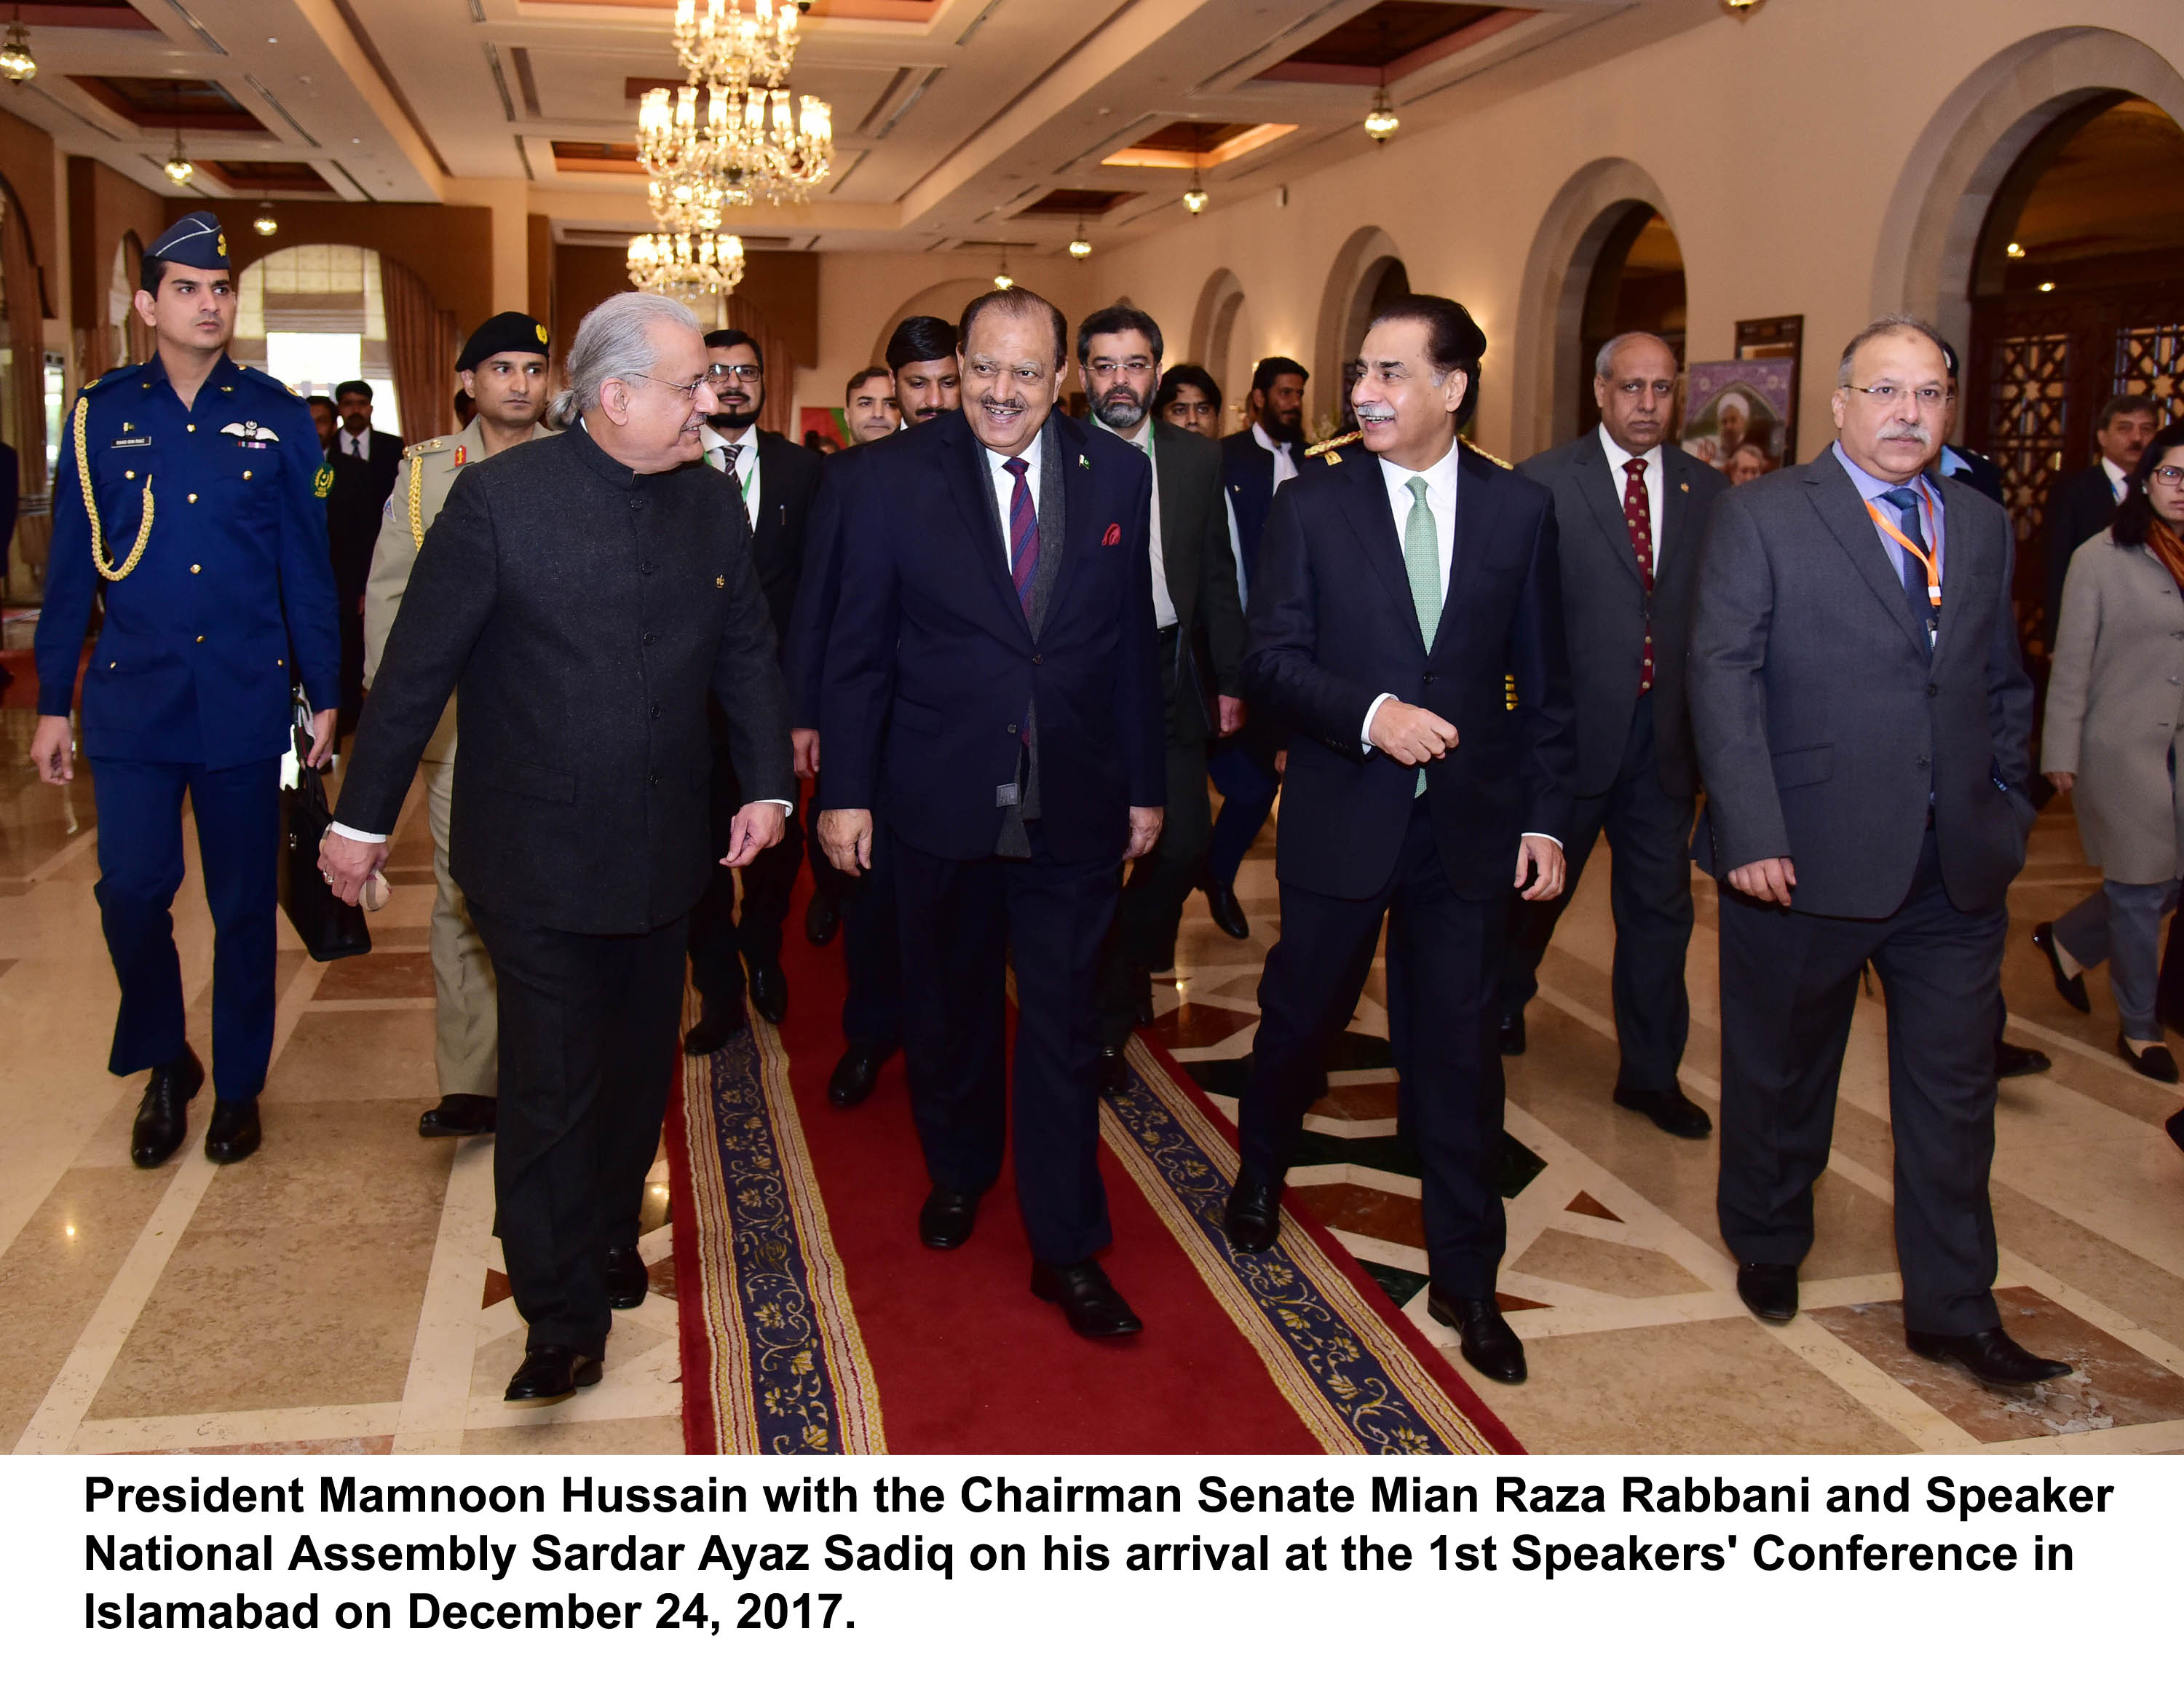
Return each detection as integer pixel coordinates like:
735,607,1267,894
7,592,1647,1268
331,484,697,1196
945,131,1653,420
1682,359,1796,484
1734,314,1803,466
798,406,847,453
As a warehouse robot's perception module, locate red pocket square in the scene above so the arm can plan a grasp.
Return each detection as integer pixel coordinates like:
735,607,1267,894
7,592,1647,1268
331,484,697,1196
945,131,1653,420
1101,523,1122,546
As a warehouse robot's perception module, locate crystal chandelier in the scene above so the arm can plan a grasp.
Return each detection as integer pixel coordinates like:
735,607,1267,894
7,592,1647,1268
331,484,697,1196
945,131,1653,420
637,78,831,210
0,12,36,84
675,0,798,93
639,83,745,226
627,229,746,297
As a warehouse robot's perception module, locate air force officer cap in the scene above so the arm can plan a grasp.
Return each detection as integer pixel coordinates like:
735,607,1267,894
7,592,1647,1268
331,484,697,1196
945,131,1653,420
146,211,229,272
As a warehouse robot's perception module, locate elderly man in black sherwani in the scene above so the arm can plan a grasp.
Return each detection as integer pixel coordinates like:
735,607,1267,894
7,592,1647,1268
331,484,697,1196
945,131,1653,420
320,291,791,1405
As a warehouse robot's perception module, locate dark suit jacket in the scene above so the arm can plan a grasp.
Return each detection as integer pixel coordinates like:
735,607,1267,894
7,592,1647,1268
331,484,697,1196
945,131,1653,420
1689,447,2035,919
729,426,823,643
1245,441,1575,903
1149,419,1246,744
819,406,1164,864
2043,462,2122,644
1519,431,1725,800
326,432,402,598
1221,427,1283,591
334,422,792,935
783,449,850,733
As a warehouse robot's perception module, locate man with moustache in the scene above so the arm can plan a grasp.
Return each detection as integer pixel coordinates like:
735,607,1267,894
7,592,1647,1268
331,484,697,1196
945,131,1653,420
783,316,961,1105
1074,305,1246,1079
328,379,404,738
843,366,899,445
361,311,555,1142
2045,394,2159,647
683,327,823,1051
1206,355,1310,939
1690,315,2068,1386
1226,296,1572,1387
320,291,791,1403
1496,333,1725,1137
817,288,1164,1338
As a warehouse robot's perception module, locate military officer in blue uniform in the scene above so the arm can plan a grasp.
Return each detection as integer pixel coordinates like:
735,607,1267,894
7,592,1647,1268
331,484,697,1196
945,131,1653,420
30,212,339,1169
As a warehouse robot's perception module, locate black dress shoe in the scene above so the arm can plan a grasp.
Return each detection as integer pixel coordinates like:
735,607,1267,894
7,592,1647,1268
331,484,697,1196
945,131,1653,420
1736,1260,1799,1322
748,961,788,1025
1426,1289,1527,1384
1031,1259,1144,1338
204,1097,261,1165
1500,1009,1527,1057
683,1000,749,1057
804,892,840,947
603,1246,649,1311
1613,1084,1712,1139
1130,966,1158,1027
130,1046,205,1169
419,1093,497,1137
1096,1043,1131,1094
1222,1175,1282,1252
918,1185,981,1249
1907,1325,2073,1385
2116,1033,2180,1083
1994,1039,2051,1080
2033,923,2091,1014
503,1346,604,1405
2166,1109,2184,1156
1201,874,1251,941
826,1043,892,1109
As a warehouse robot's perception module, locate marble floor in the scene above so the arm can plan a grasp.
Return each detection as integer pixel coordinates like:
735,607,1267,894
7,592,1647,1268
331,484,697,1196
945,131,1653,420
4,684,2184,1456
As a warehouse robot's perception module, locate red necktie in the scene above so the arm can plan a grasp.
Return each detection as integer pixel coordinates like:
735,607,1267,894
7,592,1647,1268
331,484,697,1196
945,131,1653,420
1623,457,1655,695
1004,457,1038,618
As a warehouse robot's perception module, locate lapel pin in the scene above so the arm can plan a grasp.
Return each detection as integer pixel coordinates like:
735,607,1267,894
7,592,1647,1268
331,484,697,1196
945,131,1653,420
1078,453,1090,469
1679,482,1688,492
715,575,726,588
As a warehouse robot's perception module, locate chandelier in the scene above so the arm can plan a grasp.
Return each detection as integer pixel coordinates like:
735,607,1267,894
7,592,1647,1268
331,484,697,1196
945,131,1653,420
627,229,746,297
637,79,831,210
676,0,798,92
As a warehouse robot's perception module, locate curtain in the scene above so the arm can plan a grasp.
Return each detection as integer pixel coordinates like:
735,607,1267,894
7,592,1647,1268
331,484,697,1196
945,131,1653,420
720,296,794,437
380,256,458,443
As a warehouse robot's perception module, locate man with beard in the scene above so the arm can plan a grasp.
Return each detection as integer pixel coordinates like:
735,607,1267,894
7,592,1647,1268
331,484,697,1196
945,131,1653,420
327,379,404,738
1207,355,1310,939
782,316,960,1105
844,366,899,444
1075,306,1246,1081
307,394,338,457
817,288,1165,1338
361,311,555,1142
683,327,823,1052
1690,315,2067,1386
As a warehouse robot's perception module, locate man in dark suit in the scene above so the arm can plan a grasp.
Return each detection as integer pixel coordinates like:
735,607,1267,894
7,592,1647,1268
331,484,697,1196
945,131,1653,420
1497,333,1725,1134
2044,393,2157,647
1204,356,1310,939
327,379,404,738
1689,313,2068,1387
1225,296,1575,1387
320,292,791,1405
684,326,823,1051
817,287,1165,1339
1076,305,1248,1078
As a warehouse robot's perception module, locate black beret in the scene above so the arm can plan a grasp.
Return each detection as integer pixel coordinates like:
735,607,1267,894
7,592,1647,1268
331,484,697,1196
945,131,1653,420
457,312,550,371
148,212,229,272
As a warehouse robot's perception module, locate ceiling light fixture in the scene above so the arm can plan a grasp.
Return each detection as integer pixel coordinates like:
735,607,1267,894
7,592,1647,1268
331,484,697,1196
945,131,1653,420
2006,240,2026,259
628,229,746,297
1720,0,1765,17
163,132,194,187
0,10,35,84
2038,280,2057,293
253,202,278,236
1182,170,1208,216
1068,219,1092,261
1364,18,1397,143
992,245,1014,290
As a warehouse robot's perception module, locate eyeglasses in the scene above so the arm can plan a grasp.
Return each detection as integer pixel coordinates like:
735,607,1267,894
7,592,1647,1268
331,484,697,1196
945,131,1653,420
1086,358,1155,379
620,371,708,400
707,363,764,383
1842,383,1947,409
2151,465,2184,486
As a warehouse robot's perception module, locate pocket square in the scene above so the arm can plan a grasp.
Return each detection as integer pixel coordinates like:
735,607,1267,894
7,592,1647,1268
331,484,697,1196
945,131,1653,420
1101,523,1122,546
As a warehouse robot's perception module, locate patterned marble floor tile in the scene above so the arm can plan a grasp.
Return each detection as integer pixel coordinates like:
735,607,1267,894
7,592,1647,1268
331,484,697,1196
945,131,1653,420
1511,1227,1712,1300
313,949,437,1000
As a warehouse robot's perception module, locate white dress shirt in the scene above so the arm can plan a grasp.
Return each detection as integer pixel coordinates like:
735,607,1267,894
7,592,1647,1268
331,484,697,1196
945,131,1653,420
1094,417,1178,629
2102,456,2129,502
1599,424,1663,564
705,424,761,526
1253,421,1297,494
984,429,1043,568
339,427,373,462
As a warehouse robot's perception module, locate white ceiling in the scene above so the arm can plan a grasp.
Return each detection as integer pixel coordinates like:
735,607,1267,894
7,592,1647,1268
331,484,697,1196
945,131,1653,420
0,0,1722,251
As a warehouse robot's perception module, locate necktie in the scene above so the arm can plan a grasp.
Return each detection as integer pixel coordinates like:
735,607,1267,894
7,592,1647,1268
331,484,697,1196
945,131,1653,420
719,441,751,529
1004,457,1039,619
1880,486,1935,636
1623,457,1655,695
1403,475,1439,796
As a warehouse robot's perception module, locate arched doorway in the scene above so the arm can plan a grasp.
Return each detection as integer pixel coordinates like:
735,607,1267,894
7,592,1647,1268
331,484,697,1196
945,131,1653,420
869,277,990,368
1314,226,1402,435
1187,268,1254,431
1573,205,1685,437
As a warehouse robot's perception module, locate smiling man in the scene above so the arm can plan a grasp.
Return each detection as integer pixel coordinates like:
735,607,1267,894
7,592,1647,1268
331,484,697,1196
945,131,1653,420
844,367,900,444
321,291,791,1405
816,286,1164,1340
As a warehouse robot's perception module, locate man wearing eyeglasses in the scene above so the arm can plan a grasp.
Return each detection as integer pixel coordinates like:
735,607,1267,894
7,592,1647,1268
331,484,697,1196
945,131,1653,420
684,327,824,1053
1690,313,2068,1389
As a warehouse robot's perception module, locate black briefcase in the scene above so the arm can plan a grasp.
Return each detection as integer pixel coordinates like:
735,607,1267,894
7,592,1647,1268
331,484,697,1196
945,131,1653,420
277,702,371,963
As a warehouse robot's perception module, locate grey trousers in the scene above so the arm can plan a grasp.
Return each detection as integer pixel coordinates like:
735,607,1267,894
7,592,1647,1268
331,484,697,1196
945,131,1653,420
2053,877,2183,1041
424,752,499,1097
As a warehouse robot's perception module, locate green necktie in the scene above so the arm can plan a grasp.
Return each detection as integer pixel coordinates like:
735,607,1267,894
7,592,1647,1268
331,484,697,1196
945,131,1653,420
1403,475,1440,796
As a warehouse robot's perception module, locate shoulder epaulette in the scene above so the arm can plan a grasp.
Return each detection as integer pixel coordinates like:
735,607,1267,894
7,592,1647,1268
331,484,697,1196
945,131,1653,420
405,437,456,459
80,364,137,396
1306,431,1361,458
1460,438,1514,470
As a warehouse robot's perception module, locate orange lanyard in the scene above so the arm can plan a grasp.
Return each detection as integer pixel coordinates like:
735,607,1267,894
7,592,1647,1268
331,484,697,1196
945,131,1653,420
1866,482,1942,610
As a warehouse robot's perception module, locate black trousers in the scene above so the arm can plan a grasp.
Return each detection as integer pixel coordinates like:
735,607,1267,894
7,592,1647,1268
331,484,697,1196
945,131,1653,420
689,737,804,1009
1500,691,1696,1090
1093,708,1214,1048
1238,799,1508,1296
895,824,1118,1266
812,776,903,1050
470,904,687,1358
1716,827,2008,1337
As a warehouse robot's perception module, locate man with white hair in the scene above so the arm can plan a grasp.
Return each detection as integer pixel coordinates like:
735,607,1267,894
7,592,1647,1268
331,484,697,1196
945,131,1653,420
321,291,791,1405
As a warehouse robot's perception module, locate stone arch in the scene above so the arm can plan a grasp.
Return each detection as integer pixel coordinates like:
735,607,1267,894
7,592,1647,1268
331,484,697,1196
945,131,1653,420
1872,25,2184,358
1186,267,1251,424
1313,226,1403,427
1509,158,1681,459
870,277,989,367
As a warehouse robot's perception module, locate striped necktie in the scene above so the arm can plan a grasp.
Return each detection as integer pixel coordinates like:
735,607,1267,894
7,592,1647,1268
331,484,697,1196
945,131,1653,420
1004,456,1038,618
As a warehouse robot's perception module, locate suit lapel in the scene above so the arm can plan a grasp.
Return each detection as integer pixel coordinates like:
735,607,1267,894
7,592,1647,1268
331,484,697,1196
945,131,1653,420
1573,430,1645,588
1041,411,1100,633
1337,450,1423,652
1436,446,1501,656
1928,474,1981,668
1660,445,1694,574
1807,450,1929,659
1152,422,1190,612
938,413,1035,647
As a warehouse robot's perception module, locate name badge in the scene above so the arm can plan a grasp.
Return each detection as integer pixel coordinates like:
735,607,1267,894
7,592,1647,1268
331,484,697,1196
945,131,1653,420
108,436,151,449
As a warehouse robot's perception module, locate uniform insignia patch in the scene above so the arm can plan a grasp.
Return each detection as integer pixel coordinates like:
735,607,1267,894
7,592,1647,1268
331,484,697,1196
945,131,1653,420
221,419,280,444
534,324,549,344
312,463,334,499
454,445,467,466
216,234,227,257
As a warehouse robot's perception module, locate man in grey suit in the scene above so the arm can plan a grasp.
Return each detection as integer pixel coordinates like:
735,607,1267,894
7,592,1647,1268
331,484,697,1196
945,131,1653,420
320,292,792,1405
1499,333,1725,1140
1690,313,2068,1387
1077,305,1249,1076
